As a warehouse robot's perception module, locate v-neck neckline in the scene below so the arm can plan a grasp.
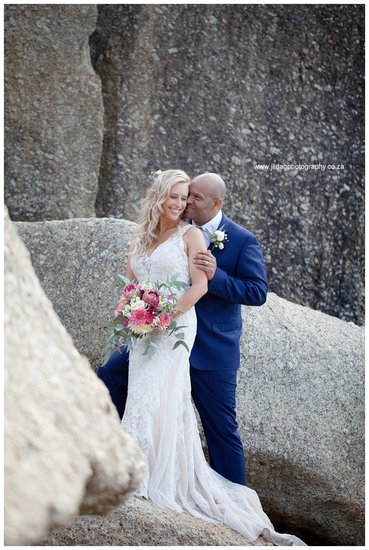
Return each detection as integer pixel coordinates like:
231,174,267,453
144,227,180,258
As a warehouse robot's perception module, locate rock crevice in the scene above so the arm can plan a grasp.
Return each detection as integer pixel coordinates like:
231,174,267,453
90,4,364,325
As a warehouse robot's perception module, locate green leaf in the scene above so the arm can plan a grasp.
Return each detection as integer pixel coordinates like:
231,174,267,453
101,342,113,355
172,340,190,352
113,316,125,324
112,274,132,292
168,323,187,337
101,346,114,366
126,341,133,352
173,281,188,290
143,341,158,356
167,320,177,332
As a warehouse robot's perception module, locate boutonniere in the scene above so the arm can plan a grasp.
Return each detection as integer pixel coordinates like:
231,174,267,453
205,225,229,252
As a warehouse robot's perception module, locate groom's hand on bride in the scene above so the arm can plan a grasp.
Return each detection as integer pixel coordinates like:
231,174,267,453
193,250,216,281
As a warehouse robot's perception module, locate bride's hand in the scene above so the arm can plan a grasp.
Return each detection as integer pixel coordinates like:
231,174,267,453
192,250,216,280
172,306,187,319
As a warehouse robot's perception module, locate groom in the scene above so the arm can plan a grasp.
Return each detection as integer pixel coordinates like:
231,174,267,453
97,172,267,486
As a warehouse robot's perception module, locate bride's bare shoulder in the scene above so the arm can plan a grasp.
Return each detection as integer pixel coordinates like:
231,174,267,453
182,225,206,249
180,223,196,236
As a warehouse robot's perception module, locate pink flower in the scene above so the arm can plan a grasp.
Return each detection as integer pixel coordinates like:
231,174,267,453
115,309,123,317
158,312,171,329
142,289,160,308
130,308,148,326
122,283,141,300
145,309,155,324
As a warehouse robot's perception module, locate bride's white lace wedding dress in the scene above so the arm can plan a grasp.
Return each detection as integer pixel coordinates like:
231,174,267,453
122,224,305,546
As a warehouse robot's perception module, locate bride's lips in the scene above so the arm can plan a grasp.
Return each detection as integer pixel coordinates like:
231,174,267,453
168,208,184,217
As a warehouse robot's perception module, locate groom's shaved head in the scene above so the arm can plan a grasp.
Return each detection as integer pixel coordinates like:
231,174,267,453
191,173,226,200
185,172,226,225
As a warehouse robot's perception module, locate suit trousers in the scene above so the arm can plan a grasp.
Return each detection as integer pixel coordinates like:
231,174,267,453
97,347,246,485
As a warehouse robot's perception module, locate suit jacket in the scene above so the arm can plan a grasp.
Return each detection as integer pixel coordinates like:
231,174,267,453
190,214,267,371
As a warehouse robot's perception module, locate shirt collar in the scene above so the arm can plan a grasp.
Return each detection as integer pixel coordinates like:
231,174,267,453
198,210,223,234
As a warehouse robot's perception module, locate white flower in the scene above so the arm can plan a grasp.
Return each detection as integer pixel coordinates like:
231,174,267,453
206,225,229,251
129,324,153,335
130,298,146,310
213,230,225,241
141,281,153,290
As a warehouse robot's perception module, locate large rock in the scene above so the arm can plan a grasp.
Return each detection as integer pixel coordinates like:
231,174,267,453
16,217,136,367
4,210,144,546
15,217,364,545
238,294,364,545
90,4,364,325
36,496,271,546
4,4,103,221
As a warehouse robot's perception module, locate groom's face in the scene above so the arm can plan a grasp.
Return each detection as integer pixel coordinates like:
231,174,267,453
185,177,219,226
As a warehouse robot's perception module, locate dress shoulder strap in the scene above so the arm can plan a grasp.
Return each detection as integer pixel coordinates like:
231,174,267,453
178,223,193,236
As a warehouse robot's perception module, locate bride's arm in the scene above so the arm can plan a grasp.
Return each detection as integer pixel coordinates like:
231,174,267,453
115,253,135,311
125,253,135,280
173,227,208,317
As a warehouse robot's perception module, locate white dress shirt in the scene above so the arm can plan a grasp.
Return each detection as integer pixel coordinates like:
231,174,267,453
194,210,223,248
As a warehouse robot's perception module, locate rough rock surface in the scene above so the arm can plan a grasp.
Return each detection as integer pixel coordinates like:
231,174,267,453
238,293,364,546
36,496,271,546
5,210,144,546
4,4,103,221
90,4,364,325
16,217,136,367
15,217,364,545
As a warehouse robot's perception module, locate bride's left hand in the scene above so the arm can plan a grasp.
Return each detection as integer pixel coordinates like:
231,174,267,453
192,250,216,280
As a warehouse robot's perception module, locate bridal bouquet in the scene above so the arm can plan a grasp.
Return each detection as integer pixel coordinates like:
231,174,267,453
101,274,189,366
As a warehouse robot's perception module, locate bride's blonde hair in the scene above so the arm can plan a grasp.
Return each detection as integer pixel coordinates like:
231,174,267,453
130,169,191,257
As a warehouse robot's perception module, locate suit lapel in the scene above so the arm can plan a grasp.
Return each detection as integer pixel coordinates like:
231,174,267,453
209,213,230,255
190,214,230,252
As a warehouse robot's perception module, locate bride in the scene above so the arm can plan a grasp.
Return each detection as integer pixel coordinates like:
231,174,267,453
121,169,306,546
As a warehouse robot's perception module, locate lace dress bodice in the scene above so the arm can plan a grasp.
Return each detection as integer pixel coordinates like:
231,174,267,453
130,224,192,289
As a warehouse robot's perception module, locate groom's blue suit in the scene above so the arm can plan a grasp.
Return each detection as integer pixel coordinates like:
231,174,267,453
97,213,267,485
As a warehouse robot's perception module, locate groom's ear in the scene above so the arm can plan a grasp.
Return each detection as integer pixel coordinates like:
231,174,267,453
214,198,223,209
